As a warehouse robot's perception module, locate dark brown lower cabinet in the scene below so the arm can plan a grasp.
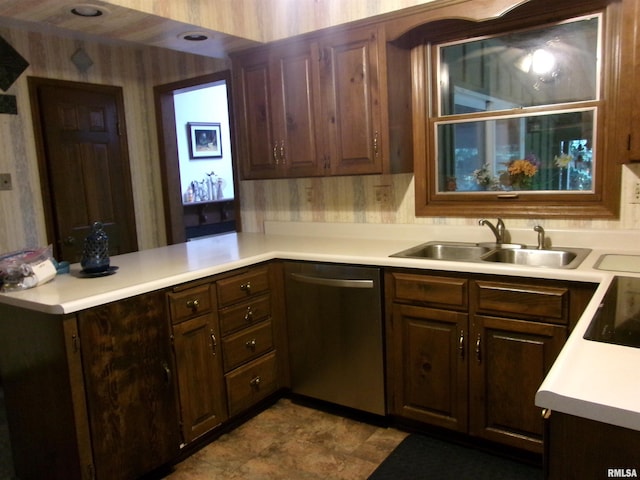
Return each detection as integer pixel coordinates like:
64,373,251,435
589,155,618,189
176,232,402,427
171,313,228,444
386,269,596,455
546,412,640,479
469,314,565,452
77,290,181,479
0,291,181,480
390,302,469,432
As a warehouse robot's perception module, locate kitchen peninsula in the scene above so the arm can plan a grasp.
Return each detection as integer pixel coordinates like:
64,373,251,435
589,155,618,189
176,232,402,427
1,222,639,479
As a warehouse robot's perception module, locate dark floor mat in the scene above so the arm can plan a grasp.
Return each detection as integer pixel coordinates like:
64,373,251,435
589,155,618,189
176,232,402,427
368,433,542,480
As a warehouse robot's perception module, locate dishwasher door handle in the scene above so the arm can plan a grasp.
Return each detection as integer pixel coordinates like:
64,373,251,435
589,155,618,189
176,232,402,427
289,273,374,289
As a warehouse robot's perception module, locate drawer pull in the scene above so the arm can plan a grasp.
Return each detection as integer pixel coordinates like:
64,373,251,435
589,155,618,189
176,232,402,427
244,306,254,322
249,375,261,388
240,282,252,294
245,338,257,351
210,330,217,356
186,299,200,310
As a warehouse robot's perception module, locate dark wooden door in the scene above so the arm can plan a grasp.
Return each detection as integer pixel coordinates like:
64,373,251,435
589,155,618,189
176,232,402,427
172,312,228,443
319,26,383,175
233,51,279,179
469,314,565,453
78,290,180,480
270,43,322,177
390,303,469,432
30,78,138,262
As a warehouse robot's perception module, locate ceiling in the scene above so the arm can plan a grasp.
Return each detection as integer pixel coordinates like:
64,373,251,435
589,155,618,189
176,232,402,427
0,0,448,59
0,0,261,58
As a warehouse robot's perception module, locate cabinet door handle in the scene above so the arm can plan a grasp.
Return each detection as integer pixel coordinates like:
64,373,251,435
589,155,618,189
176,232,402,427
249,376,262,388
273,144,279,164
240,282,251,294
458,330,465,359
186,299,200,310
280,140,285,164
244,306,254,322
475,333,482,364
162,362,171,385
210,330,217,356
373,131,379,156
246,338,257,350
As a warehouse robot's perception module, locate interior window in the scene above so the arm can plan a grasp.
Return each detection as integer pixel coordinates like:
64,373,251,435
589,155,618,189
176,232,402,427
433,14,600,195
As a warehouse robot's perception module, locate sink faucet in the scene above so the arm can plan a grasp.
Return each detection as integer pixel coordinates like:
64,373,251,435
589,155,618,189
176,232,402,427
478,218,505,244
534,225,545,249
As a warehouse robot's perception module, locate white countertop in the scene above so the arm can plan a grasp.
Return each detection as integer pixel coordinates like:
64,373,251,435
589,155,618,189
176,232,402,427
2,221,640,431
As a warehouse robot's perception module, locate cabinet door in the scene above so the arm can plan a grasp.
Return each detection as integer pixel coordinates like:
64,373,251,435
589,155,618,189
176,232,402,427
622,0,640,160
270,43,322,177
234,50,279,179
469,314,565,453
77,290,180,480
319,26,383,175
389,303,468,432
173,313,228,443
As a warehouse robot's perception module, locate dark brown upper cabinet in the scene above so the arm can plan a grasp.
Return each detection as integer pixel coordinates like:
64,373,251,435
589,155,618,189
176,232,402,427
231,25,413,180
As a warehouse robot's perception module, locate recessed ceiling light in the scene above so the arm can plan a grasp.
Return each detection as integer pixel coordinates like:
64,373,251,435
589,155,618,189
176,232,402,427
70,4,104,17
179,32,210,42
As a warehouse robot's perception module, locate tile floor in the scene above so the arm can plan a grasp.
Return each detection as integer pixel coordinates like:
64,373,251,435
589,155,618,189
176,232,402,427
162,398,408,480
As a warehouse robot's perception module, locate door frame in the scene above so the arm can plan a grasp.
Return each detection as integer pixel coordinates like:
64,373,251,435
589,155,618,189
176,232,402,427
28,77,138,259
154,70,241,245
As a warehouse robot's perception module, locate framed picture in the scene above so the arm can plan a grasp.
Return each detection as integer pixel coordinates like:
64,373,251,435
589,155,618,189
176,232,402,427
188,122,222,158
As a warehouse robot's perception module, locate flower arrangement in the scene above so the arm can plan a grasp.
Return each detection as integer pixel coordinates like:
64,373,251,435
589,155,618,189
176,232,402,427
471,163,496,190
501,154,539,190
554,153,573,168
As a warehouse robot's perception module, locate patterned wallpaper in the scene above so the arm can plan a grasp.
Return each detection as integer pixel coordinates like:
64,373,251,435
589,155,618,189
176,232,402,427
1,21,640,255
0,25,226,253
238,165,640,234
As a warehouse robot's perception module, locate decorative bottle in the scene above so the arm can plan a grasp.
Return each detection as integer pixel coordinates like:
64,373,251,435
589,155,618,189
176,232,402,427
81,221,110,273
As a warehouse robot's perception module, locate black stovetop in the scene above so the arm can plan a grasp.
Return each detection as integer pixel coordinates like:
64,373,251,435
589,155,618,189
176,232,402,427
584,276,640,348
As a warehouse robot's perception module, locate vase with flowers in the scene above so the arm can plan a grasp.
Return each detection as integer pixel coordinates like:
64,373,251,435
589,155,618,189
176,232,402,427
472,163,496,190
500,154,539,190
554,153,572,190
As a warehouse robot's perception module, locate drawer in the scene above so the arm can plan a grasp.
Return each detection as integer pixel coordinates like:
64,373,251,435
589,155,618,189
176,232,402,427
216,267,270,307
168,285,212,323
219,294,271,336
392,272,468,309
472,280,568,323
226,351,278,417
222,320,274,372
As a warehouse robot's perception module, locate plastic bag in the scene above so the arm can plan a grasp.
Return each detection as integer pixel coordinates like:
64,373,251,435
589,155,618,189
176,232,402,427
0,245,57,292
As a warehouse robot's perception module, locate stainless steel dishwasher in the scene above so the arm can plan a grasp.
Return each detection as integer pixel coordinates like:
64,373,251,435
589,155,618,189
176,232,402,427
284,261,385,415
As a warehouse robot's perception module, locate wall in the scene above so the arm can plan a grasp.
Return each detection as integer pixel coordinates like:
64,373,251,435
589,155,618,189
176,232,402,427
0,24,227,254
3,18,640,255
174,84,235,202
238,164,640,234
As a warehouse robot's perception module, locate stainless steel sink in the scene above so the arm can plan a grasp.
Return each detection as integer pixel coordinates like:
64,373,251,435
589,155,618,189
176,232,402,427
391,241,492,261
481,247,591,269
391,241,591,269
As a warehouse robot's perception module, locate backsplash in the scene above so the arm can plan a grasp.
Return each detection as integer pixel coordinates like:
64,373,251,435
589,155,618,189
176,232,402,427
239,164,640,233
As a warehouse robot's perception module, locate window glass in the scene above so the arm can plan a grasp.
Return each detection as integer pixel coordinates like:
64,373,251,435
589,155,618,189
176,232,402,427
435,14,600,194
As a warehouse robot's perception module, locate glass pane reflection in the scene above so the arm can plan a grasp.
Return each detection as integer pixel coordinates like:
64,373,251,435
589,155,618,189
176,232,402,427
436,110,594,193
439,15,600,115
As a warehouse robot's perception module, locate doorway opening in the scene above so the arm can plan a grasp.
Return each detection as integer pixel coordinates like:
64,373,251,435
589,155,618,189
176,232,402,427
155,71,240,245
